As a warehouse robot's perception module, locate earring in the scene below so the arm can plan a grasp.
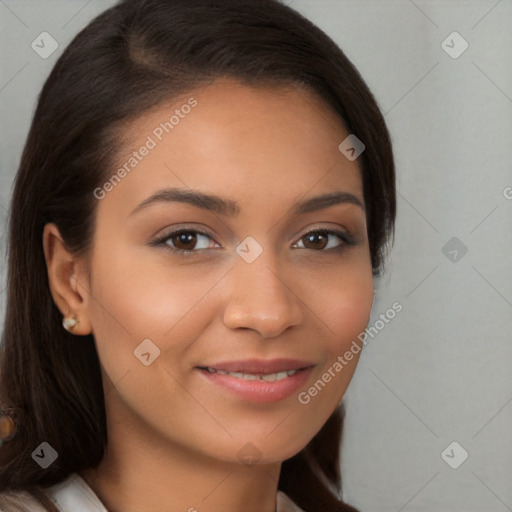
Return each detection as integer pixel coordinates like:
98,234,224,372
63,316,78,331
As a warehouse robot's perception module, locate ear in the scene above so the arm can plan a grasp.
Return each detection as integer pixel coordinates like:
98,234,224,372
42,223,93,336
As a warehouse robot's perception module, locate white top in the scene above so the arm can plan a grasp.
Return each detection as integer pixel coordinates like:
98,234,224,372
0,472,305,512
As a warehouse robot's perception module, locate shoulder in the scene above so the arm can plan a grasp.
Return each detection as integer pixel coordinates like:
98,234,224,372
0,488,48,512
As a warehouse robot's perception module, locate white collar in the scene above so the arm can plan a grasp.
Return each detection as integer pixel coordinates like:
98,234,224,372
47,473,107,512
47,473,305,512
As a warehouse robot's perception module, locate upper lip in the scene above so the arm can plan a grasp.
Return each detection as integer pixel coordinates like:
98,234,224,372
197,358,315,374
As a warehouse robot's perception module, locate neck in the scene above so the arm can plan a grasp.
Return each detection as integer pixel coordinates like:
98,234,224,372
80,397,282,512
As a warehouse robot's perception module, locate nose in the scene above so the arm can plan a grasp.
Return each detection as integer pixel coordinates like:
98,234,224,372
222,248,304,339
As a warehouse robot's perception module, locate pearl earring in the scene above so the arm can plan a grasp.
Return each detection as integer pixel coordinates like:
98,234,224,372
63,316,78,331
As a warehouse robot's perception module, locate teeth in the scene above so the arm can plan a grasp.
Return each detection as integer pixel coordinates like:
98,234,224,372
206,368,298,381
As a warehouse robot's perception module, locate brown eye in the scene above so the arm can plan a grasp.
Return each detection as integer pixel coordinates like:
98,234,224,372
150,227,356,256
302,232,329,250
171,231,198,250
295,229,352,252
150,228,217,255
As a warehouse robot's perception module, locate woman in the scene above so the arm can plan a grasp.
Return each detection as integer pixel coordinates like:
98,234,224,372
0,0,396,510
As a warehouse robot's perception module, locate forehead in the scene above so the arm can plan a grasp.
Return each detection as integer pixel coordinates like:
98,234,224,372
101,78,364,217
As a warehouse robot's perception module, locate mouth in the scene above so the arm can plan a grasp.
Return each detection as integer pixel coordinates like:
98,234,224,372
196,359,315,402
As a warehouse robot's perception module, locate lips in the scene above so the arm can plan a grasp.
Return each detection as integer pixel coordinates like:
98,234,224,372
196,358,315,402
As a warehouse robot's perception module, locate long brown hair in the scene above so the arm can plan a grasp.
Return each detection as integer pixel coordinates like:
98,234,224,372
0,1,396,510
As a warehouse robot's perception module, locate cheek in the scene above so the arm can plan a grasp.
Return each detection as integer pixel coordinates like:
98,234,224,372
307,254,374,344
327,277,374,349
86,245,224,371
293,260,373,426
305,255,373,390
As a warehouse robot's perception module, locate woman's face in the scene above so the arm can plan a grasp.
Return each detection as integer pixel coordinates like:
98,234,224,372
77,79,373,464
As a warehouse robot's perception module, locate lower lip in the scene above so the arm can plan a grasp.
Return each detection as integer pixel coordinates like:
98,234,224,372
197,367,314,403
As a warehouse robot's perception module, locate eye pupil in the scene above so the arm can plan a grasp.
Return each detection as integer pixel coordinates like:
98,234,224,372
304,232,328,250
173,232,197,249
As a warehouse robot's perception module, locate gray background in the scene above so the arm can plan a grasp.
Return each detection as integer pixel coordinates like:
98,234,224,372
1,1,511,511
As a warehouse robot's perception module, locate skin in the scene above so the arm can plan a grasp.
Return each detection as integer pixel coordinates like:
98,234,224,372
43,78,374,512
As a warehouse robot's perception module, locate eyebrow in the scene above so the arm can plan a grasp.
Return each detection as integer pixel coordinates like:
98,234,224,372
129,187,365,218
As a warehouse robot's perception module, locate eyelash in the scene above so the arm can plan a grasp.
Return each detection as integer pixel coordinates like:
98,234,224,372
149,227,358,257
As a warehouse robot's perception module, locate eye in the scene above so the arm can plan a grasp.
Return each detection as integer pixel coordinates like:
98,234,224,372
150,227,357,256
150,228,218,255
293,229,356,252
